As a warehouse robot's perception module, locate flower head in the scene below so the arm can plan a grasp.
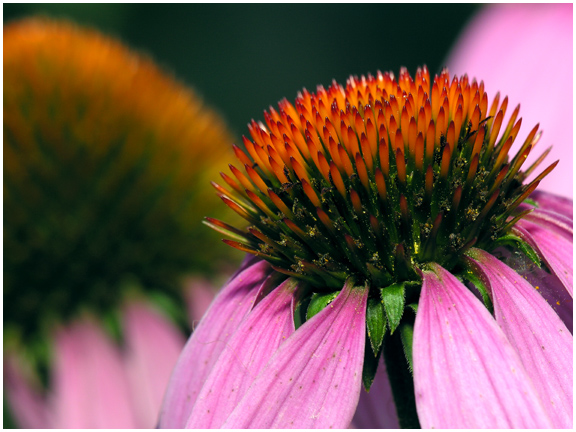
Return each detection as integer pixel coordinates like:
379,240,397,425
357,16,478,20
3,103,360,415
209,66,556,289
4,17,235,342
4,18,234,428
161,65,572,429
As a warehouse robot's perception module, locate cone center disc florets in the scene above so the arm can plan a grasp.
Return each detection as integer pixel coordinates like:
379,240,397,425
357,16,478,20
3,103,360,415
210,66,554,290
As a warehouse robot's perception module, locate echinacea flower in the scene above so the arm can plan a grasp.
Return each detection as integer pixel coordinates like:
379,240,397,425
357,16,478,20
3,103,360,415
446,3,573,198
160,67,573,428
3,18,236,428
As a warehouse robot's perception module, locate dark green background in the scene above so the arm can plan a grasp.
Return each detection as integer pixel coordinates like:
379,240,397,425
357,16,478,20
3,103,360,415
4,3,479,139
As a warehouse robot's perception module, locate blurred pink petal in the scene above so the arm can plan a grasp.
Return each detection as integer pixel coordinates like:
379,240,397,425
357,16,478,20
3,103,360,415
158,259,273,428
466,249,573,428
414,264,552,428
446,4,573,198
123,302,187,428
51,320,137,428
184,279,217,324
186,278,299,428
351,358,400,429
222,281,368,429
4,355,52,428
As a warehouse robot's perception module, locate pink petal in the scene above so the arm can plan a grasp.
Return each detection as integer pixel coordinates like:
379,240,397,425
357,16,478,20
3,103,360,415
466,249,573,428
414,264,552,428
522,208,573,243
446,4,573,198
50,320,137,428
184,277,217,324
351,357,399,429
531,190,573,221
514,220,573,297
122,301,186,428
158,259,272,428
4,354,52,428
186,278,299,428
222,281,368,429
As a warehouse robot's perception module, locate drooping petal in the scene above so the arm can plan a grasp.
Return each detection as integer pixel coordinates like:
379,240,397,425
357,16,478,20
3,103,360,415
222,280,368,428
446,4,573,198
466,248,573,428
530,190,573,220
521,209,573,242
414,264,552,428
186,278,298,428
50,320,137,428
122,301,186,428
4,354,52,428
158,259,272,428
513,221,573,297
351,357,399,429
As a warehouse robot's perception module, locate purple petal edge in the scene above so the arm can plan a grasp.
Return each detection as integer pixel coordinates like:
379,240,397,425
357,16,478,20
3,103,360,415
351,357,399,429
466,249,573,428
494,246,573,333
513,222,573,297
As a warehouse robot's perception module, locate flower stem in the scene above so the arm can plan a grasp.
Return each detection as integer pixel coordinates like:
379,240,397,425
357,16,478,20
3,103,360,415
383,330,421,428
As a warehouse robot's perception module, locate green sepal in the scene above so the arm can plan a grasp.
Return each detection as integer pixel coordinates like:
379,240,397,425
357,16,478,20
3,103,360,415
463,271,494,315
399,321,415,373
362,337,381,391
523,198,538,208
407,303,418,314
366,297,387,355
293,291,313,330
494,233,541,267
380,282,406,334
101,306,124,345
306,290,340,320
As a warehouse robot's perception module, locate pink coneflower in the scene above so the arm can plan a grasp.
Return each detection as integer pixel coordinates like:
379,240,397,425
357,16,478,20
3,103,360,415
159,67,572,428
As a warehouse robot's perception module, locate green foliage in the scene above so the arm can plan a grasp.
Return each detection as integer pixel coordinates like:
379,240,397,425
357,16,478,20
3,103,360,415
361,337,381,391
366,296,386,355
306,291,340,320
380,282,406,334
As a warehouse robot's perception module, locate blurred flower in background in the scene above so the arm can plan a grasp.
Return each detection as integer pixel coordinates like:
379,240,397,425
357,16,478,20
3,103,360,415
3,18,239,428
446,3,573,198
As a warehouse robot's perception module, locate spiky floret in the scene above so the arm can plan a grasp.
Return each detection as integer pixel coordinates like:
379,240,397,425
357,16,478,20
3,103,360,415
4,19,237,343
210,66,555,290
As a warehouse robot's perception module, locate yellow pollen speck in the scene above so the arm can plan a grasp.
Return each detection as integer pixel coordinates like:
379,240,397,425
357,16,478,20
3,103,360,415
535,286,540,289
